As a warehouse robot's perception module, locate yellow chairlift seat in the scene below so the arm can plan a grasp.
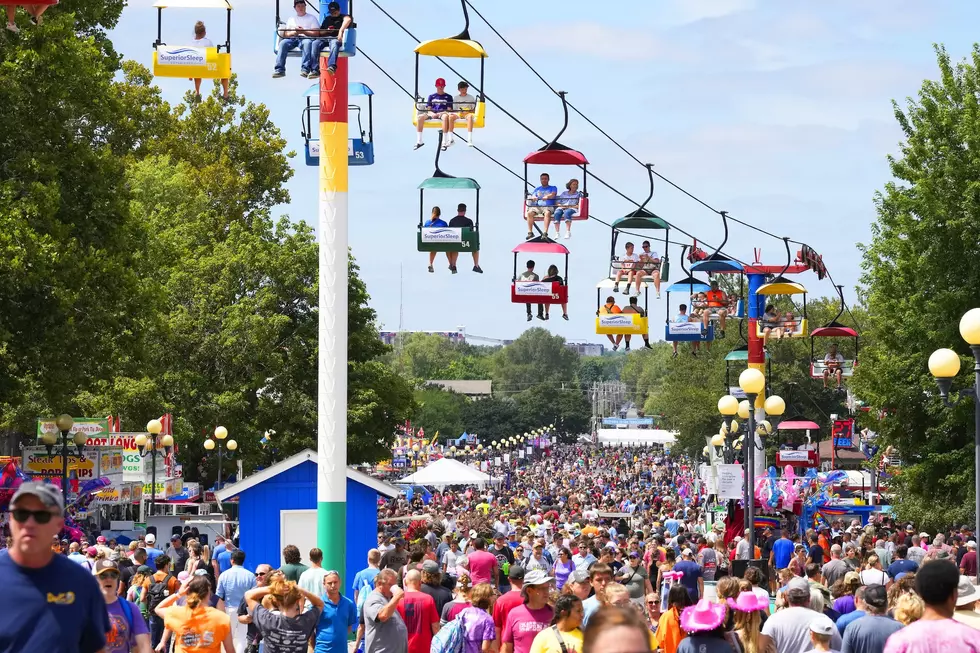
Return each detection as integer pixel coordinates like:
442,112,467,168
755,317,808,339
152,0,233,80
594,279,649,336
412,37,487,129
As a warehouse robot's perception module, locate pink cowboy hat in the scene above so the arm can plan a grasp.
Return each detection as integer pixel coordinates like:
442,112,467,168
727,591,769,613
680,598,727,633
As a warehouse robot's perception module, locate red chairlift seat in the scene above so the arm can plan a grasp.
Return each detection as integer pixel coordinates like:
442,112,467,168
511,238,570,305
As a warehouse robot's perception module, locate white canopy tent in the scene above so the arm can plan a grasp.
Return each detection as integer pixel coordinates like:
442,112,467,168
596,428,677,447
397,457,496,490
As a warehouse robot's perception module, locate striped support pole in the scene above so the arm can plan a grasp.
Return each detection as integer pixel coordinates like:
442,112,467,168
317,51,349,580
746,271,767,533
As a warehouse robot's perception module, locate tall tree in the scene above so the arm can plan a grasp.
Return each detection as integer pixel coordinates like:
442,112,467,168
851,45,980,530
491,328,580,393
0,21,155,434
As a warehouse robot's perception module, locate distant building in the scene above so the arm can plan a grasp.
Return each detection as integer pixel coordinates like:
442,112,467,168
378,329,605,356
426,380,493,398
566,342,605,356
379,330,466,346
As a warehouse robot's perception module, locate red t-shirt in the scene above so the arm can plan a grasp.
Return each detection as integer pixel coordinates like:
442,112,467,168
467,550,499,585
492,589,525,633
397,590,439,653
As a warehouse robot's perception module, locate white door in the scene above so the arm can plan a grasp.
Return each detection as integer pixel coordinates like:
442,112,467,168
280,509,318,566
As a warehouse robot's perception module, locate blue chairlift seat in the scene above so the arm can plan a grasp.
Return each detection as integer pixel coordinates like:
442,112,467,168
302,82,374,166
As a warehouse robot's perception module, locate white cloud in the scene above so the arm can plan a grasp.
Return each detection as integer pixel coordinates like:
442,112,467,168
659,0,757,26
503,23,681,62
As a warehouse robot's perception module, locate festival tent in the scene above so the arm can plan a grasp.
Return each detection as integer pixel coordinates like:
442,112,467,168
397,457,494,489
596,429,677,447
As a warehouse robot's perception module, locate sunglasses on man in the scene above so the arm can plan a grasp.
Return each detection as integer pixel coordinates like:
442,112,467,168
11,508,58,524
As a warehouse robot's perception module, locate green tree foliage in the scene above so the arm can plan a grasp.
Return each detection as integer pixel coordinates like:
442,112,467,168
492,328,580,393
413,388,468,442
0,14,415,477
0,21,157,432
387,333,494,381
851,45,980,530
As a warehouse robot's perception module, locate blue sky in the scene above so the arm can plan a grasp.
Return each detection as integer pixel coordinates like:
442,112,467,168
109,0,980,345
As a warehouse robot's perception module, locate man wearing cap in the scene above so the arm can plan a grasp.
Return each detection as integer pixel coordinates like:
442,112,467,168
274,0,321,78
565,569,593,600
419,559,452,615
493,564,527,646
954,573,980,629
962,541,979,583
143,532,163,566
414,78,454,150
761,576,842,652
309,1,352,78
95,559,152,653
380,537,409,575
501,569,554,653
491,532,516,593
841,583,901,653
673,548,704,603
0,482,111,652
165,533,189,573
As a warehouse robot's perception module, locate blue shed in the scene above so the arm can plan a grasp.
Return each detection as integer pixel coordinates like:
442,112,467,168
214,449,398,587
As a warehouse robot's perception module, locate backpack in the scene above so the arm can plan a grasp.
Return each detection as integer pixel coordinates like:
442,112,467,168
430,609,466,653
146,572,175,613
355,576,372,619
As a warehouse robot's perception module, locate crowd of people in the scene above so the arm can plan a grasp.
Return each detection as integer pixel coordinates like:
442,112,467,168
7,444,980,653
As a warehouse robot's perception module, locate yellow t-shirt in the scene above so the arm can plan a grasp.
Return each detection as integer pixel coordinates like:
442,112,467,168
529,626,584,653
163,605,231,653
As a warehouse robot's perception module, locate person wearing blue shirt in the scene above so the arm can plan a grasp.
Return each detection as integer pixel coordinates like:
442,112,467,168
524,172,558,239
143,532,163,565
671,303,700,358
314,571,358,653
0,482,111,653
551,178,583,239
351,553,381,605
415,77,455,150
216,549,256,651
770,529,796,572
422,206,453,274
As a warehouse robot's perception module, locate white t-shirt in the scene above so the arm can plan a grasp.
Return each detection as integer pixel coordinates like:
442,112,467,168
454,93,477,111
285,12,319,36
191,37,213,47
825,352,845,363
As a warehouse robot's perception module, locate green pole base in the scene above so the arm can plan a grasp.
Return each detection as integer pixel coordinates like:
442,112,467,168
317,501,347,584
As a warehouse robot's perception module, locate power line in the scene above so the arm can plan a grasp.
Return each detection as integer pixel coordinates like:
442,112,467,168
362,0,860,318
360,0,753,266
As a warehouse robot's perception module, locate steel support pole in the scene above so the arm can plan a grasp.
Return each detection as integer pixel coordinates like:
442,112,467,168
972,346,980,541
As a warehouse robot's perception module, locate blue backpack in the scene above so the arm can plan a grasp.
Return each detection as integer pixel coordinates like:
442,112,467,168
430,609,466,653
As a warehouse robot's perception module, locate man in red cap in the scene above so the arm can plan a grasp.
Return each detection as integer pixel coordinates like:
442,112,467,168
414,77,454,150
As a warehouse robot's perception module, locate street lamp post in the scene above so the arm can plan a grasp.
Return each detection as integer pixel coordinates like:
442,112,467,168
717,371,784,555
204,425,237,491
135,419,174,519
929,308,980,536
41,414,87,504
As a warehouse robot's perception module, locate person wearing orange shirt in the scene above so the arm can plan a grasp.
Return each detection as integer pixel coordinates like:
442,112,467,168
155,575,234,653
657,584,692,653
701,279,729,340
598,296,624,351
